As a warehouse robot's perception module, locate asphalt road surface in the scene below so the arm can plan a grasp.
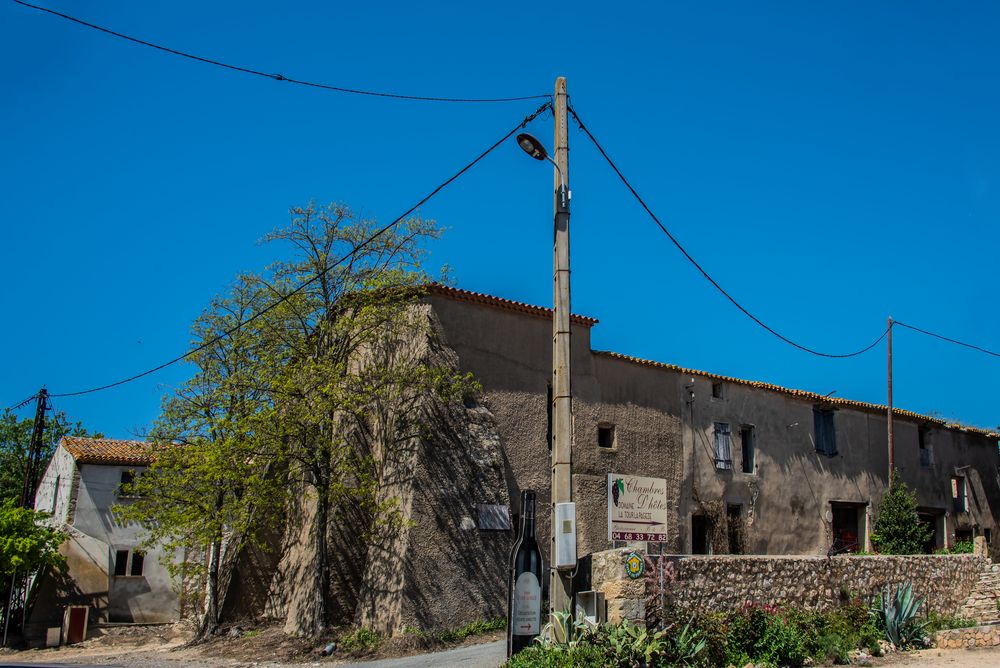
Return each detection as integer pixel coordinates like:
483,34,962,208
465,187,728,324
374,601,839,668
335,640,506,668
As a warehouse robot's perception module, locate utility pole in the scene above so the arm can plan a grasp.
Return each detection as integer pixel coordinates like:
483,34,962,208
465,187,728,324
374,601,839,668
550,76,574,618
887,317,894,482
5,388,46,647
19,388,47,509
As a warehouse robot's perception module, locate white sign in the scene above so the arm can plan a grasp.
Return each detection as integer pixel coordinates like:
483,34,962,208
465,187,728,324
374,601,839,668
608,473,668,542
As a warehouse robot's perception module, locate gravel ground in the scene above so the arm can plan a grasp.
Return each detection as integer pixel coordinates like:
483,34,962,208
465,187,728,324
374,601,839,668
883,646,1000,667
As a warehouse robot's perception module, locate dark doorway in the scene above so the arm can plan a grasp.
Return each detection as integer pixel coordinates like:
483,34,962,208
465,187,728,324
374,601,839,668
831,504,862,553
917,512,940,553
691,514,709,554
727,504,744,554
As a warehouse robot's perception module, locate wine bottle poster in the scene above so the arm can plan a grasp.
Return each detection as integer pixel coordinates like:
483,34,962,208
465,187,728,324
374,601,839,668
607,473,668,542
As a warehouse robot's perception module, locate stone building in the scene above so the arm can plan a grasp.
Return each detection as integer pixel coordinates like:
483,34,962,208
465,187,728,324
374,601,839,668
422,285,998,559
28,437,181,633
225,284,999,634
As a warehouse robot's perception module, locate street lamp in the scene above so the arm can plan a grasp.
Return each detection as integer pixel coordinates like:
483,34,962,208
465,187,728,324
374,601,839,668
516,133,568,206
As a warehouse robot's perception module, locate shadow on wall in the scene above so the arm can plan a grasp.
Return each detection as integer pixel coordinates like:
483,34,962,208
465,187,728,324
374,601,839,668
356,397,512,634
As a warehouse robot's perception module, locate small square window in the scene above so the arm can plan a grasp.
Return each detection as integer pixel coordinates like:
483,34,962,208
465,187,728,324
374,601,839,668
711,382,724,399
598,424,616,449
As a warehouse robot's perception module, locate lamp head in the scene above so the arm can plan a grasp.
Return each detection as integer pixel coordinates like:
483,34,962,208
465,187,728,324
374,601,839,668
516,133,548,161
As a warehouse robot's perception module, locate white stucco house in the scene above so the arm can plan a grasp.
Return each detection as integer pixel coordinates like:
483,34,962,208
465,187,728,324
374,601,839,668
28,437,181,634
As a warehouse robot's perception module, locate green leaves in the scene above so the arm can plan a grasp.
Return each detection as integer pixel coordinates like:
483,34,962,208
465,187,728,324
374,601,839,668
871,582,930,648
871,471,934,555
0,499,66,576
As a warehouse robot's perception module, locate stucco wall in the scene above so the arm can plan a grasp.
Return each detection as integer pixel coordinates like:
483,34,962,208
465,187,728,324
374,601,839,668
33,445,76,523
428,292,1000,562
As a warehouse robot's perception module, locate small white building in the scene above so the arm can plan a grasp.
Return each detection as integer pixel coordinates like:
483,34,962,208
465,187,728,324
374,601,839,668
29,437,181,631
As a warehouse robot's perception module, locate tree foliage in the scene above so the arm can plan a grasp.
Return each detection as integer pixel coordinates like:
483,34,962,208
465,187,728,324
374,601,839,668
117,201,476,637
0,408,101,503
871,471,933,555
0,499,65,576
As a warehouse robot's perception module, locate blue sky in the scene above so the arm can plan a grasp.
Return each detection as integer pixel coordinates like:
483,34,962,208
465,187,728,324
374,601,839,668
2,1,997,437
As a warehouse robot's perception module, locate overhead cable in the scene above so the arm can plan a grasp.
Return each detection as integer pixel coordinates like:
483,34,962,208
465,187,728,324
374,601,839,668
49,101,552,398
894,321,1000,359
11,1,550,104
567,104,889,359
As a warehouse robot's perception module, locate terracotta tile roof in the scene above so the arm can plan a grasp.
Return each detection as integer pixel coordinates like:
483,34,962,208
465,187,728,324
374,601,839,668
61,436,153,466
596,351,999,439
425,283,598,326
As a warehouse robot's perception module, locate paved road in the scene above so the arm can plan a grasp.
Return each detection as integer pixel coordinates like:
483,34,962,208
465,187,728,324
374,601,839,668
335,640,505,668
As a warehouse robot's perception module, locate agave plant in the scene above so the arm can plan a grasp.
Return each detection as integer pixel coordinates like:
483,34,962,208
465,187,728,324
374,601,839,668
667,617,707,666
871,582,930,648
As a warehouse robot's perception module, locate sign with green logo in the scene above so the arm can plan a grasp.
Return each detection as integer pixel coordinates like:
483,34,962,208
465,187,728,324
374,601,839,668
607,473,668,542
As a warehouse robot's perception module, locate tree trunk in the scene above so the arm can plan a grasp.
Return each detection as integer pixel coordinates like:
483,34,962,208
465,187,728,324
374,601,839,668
197,491,226,640
313,484,329,636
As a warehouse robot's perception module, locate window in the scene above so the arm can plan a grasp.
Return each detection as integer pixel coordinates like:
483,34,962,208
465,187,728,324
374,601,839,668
52,475,61,512
118,470,136,496
114,550,129,576
952,476,967,513
711,382,724,399
740,425,755,474
130,551,145,576
113,549,144,577
714,422,732,470
598,424,616,449
813,408,837,456
918,426,933,468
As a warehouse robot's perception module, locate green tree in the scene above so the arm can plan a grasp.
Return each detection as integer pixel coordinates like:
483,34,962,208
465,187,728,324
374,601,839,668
0,499,65,576
114,274,287,639
258,202,475,635
871,471,933,554
0,408,101,503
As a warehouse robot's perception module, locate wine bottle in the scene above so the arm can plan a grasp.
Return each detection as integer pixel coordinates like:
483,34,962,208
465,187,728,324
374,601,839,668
508,489,543,656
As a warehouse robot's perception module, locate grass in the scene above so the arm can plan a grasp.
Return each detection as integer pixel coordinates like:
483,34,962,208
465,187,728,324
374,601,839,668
405,617,506,644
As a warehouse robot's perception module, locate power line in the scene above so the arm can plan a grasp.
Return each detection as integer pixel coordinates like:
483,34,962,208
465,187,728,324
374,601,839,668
11,1,550,104
894,321,1000,359
567,104,889,359
49,101,552,398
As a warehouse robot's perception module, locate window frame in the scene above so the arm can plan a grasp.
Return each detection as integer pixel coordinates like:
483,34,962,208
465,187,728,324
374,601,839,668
813,407,838,456
713,422,733,470
740,425,756,474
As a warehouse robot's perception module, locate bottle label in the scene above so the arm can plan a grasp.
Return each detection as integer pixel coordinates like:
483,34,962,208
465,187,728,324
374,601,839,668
513,571,540,635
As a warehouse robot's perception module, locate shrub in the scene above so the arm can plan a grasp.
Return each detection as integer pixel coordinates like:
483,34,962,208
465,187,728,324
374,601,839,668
338,627,384,652
871,471,934,554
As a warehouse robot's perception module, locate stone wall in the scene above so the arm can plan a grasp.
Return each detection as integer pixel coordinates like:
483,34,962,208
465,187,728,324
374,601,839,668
934,624,1000,649
591,548,990,627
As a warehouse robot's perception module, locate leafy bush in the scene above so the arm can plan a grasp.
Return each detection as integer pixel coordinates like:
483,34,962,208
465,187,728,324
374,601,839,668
338,627,384,652
871,582,930,648
506,643,606,667
924,613,977,634
935,539,974,555
871,472,934,554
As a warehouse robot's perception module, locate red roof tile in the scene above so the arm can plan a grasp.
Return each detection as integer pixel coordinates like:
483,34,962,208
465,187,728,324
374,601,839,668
596,351,999,439
61,436,153,466
425,283,598,326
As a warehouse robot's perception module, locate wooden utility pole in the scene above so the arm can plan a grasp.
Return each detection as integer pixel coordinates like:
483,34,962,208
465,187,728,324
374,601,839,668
550,76,573,617
887,317,894,482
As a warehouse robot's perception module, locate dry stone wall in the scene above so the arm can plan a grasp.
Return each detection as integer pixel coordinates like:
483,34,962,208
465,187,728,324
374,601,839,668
591,549,989,627
661,554,984,615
